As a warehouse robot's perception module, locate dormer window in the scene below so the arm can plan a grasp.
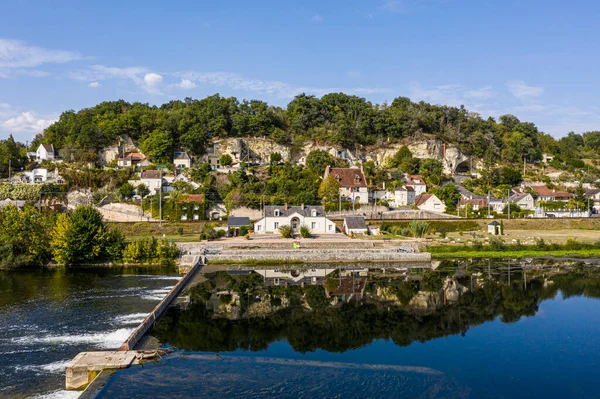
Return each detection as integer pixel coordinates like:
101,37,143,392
274,209,280,217
311,209,317,217
355,175,360,182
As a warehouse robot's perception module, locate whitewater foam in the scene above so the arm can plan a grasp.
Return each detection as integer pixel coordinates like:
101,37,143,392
10,328,133,349
15,359,72,374
32,389,81,399
119,275,181,280
113,312,148,325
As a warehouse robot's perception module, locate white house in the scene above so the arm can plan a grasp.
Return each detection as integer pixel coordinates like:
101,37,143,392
173,151,192,169
508,193,535,210
23,168,48,183
140,170,163,192
324,166,369,204
405,175,427,196
254,205,337,235
488,221,501,235
393,186,416,207
415,193,446,213
585,189,600,211
343,216,369,235
36,144,55,161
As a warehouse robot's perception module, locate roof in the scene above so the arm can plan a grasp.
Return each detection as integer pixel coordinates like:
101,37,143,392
531,186,573,198
119,152,145,161
40,143,54,152
461,198,488,207
415,193,433,206
228,216,250,227
585,189,600,197
181,194,204,203
406,175,426,185
325,166,367,188
264,205,326,217
174,151,191,160
488,221,501,226
508,193,532,203
140,170,162,179
344,216,367,230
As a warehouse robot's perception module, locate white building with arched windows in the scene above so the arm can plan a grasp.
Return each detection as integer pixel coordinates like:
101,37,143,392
253,204,337,235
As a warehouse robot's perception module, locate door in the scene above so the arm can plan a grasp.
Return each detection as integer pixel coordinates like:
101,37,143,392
291,217,300,233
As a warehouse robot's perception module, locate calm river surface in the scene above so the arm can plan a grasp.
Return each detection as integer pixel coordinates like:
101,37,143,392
98,259,600,398
0,267,180,399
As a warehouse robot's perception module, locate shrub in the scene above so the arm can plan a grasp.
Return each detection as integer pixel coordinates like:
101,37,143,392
489,237,505,251
239,225,249,236
177,227,184,236
217,229,226,237
279,224,293,238
219,294,232,304
300,224,311,238
409,221,430,238
202,224,219,241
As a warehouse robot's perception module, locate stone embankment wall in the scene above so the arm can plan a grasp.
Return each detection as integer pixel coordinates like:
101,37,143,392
98,203,154,222
381,209,461,220
208,248,431,263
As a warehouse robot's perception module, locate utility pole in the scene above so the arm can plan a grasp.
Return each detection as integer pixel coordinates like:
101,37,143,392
523,157,526,176
352,191,355,216
507,189,511,221
487,190,491,218
338,191,341,214
159,187,163,227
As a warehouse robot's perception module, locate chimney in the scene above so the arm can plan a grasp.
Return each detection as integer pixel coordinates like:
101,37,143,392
284,203,288,210
300,203,305,210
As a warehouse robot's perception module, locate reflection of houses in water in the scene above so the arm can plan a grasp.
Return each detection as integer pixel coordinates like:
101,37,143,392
253,268,335,287
329,277,367,301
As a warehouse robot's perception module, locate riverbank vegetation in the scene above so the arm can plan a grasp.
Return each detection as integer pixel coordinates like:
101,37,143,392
429,238,600,259
0,204,179,269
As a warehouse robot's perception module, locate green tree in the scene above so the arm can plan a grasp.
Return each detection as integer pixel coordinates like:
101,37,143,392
137,183,150,198
419,159,444,186
141,129,173,162
50,206,124,266
219,154,233,167
318,176,341,202
306,149,335,174
119,182,135,199
270,152,282,164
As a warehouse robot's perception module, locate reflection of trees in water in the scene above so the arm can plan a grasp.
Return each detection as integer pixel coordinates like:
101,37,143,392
152,266,600,354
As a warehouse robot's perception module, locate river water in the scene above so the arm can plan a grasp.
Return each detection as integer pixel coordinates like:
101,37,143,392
0,267,180,399
98,259,600,398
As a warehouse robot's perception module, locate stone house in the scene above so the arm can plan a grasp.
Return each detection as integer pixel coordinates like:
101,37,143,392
179,194,205,221
173,151,192,169
118,152,146,168
253,204,337,234
415,193,446,213
393,186,416,207
508,193,535,210
140,170,163,192
405,175,427,196
343,216,369,235
324,166,369,204
531,186,573,202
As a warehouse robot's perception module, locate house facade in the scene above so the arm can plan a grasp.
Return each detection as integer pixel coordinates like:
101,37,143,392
415,193,446,212
140,170,163,192
531,186,573,202
509,193,535,210
118,152,146,168
405,175,427,196
173,151,192,169
343,216,369,235
324,166,369,204
254,205,337,234
36,144,55,161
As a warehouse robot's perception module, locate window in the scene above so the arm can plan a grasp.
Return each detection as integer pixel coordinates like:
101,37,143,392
328,224,333,231
311,209,317,217
274,222,279,229
257,225,262,231
311,222,317,229
274,210,280,217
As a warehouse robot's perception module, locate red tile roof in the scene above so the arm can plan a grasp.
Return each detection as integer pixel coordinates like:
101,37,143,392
531,186,573,199
325,166,367,188
406,175,426,185
182,194,205,203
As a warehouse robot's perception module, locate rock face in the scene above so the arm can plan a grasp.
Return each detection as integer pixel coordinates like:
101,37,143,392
365,139,471,174
408,278,469,311
98,136,140,166
216,138,292,164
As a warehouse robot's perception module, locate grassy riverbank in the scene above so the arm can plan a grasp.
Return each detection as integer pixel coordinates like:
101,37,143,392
429,238,600,259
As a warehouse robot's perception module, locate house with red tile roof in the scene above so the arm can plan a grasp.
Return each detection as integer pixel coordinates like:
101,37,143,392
405,175,427,196
324,166,369,204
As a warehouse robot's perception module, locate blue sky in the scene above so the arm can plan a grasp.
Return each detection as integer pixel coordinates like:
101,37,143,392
1,0,599,142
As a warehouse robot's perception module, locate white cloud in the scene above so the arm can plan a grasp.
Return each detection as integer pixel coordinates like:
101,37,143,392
1,111,56,133
311,14,323,23
507,80,544,99
177,70,390,99
176,79,196,89
464,85,494,100
0,38,81,69
70,65,164,94
88,81,100,88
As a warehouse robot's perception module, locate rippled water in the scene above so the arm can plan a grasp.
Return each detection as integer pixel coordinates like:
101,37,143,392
0,268,179,398
98,261,600,398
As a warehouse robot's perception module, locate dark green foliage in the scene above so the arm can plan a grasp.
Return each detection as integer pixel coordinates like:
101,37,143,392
304,285,330,309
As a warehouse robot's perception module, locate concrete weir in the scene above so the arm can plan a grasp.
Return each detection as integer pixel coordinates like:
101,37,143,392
65,260,203,391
